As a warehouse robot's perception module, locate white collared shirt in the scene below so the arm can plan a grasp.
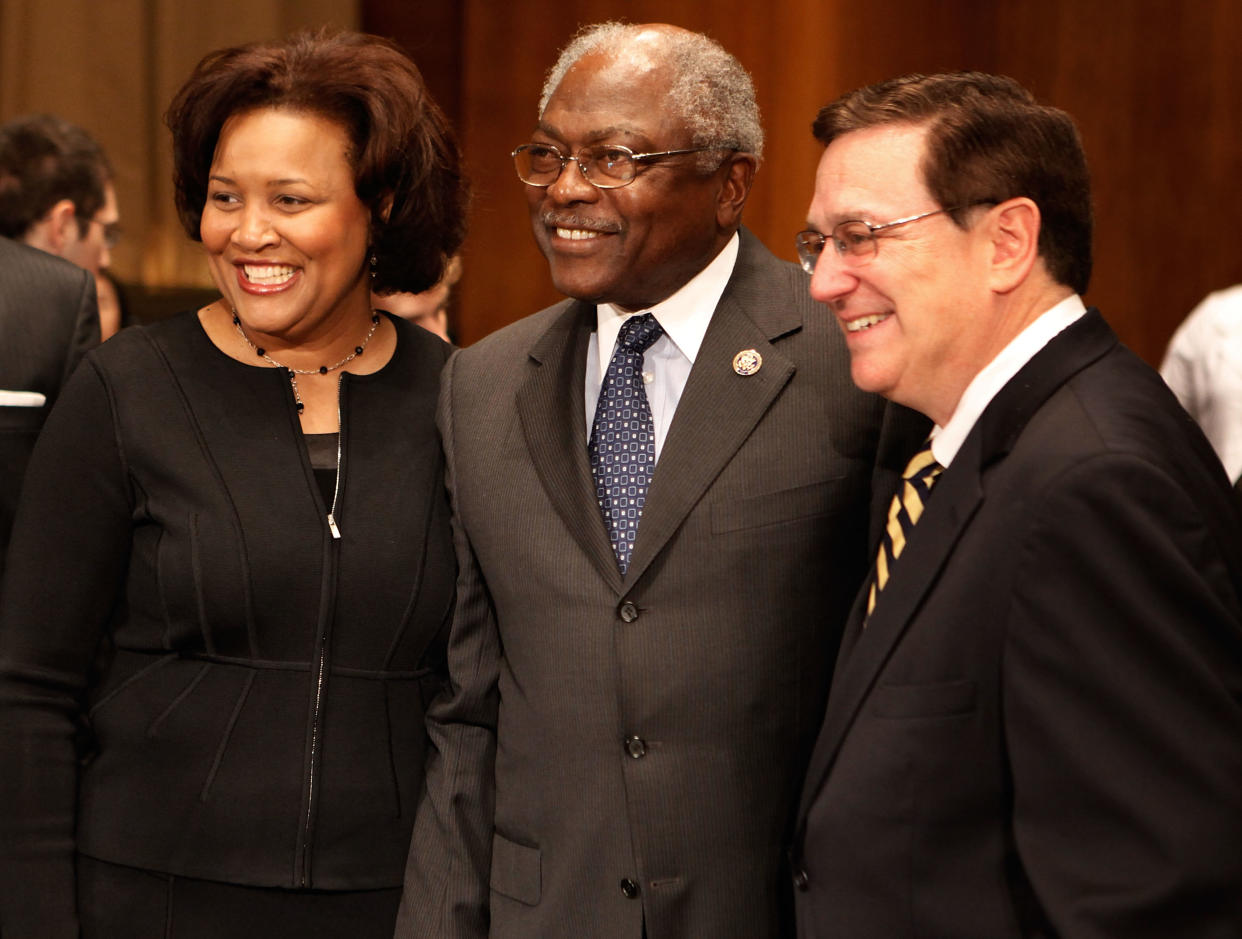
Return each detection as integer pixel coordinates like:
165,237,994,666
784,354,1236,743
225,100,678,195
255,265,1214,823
931,294,1087,468
585,232,740,461
1160,284,1242,482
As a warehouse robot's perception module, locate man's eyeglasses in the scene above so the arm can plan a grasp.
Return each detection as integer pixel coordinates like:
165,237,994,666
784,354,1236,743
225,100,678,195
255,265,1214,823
88,218,123,248
512,142,726,190
794,203,992,274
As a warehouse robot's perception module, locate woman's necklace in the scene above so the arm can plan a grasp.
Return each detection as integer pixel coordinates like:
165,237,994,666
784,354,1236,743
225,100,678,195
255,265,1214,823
232,310,381,413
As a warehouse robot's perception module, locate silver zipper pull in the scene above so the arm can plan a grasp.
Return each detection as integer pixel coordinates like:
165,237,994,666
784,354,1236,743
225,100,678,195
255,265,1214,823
327,514,341,539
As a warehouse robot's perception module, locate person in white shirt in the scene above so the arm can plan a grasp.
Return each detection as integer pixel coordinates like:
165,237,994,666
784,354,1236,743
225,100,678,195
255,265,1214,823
1160,283,1242,483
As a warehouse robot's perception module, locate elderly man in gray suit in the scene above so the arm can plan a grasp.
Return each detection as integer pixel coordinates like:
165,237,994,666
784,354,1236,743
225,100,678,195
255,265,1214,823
0,236,99,579
397,22,910,939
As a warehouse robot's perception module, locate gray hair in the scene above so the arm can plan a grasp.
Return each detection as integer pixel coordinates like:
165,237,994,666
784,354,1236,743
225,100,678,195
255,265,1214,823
538,22,764,171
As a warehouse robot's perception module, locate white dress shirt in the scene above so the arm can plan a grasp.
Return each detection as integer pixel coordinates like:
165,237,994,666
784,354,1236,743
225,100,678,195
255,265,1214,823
1160,284,1242,482
585,232,740,461
931,294,1087,468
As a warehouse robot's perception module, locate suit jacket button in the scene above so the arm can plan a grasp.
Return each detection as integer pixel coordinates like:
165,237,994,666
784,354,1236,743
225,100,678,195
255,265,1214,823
620,877,640,899
792,867,809,891
618,601,639,623
625,735,647,758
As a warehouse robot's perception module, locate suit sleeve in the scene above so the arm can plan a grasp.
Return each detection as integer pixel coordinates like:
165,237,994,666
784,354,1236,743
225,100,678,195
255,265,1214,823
395,349,499,938
0,359,132,938
1004,453,1242,937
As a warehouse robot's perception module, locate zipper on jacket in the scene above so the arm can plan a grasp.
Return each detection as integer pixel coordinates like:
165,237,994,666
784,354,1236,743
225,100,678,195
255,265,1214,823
301,632,329,886
326,381,343,539
299,375,344,886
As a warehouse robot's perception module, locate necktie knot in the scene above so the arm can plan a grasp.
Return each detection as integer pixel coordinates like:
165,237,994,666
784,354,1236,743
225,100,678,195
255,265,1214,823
902,442,944,487
617,313,664,355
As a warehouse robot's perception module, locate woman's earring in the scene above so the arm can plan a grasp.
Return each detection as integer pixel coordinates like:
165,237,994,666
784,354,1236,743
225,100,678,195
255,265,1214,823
369,254,378,280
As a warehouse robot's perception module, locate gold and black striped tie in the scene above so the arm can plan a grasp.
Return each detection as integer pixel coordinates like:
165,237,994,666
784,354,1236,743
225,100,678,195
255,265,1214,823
866,442,944,619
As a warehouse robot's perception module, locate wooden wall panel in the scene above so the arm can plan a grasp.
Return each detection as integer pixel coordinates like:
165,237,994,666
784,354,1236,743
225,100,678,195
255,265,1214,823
1,0,361,295
361,1,463,127
368,0,1242,363
992,0,1242,363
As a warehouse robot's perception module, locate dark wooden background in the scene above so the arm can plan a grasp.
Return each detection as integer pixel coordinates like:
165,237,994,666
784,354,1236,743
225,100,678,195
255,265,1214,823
363,0,1242,364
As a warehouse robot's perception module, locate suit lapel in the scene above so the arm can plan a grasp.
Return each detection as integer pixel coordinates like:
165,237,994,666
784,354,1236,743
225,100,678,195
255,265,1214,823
797,307,1120,823
974,308,1116,464
625,232,802,585
516,301,624,593
797,438,984,821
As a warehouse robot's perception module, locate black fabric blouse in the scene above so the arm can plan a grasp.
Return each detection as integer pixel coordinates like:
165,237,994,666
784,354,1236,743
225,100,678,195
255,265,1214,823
0,311,455,937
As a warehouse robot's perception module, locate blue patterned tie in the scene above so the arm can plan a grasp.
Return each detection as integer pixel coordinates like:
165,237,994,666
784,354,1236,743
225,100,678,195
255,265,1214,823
590,313,664,574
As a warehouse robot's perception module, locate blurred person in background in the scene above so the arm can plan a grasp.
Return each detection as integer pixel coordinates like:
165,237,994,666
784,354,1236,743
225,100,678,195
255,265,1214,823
0,114,107,580
0,113,120,304
1161,284,1242,486
374,253,461,342
0,235,98,582
0,28,466,938
94,269,127,340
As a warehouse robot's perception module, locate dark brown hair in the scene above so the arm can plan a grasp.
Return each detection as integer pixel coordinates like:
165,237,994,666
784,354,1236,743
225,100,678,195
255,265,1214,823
0,114,112,240
165,28,467,295
813,72,1092,295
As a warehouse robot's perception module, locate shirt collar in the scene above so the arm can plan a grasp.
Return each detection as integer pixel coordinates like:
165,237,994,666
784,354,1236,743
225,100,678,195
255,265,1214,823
595,232,740,373
931,293,1087,467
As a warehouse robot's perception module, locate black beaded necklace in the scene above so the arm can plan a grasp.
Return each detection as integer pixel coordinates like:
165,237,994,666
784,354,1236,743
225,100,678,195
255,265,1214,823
232,310,381,413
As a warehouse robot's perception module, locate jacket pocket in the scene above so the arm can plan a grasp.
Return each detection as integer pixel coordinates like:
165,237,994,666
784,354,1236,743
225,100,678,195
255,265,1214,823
0,403,46,432
871,679,977,719
490,832,541,906
711,477,850,534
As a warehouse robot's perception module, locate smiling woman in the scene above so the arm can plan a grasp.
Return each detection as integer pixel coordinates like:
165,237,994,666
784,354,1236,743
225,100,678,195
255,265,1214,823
0,29,467,939
197,107,382,428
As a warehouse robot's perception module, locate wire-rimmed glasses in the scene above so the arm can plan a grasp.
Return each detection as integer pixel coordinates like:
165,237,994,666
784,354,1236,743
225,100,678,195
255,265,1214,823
87,217,123,248
795,204,991,274
512,142,725,190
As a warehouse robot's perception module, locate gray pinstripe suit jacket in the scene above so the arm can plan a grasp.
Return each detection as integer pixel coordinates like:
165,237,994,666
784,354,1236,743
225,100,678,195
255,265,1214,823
397,229,905,939
0,236,98,577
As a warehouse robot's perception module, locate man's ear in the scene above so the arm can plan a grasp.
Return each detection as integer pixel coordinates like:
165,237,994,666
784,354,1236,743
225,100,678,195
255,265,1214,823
986,197,1040,293
716,152,758,229
28,198,79,254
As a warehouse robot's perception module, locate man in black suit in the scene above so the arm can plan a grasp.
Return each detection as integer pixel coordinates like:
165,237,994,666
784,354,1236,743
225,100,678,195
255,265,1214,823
0,235,99,577
791,72,1242,938
397,23,898,939
0,114,118,277
1,116,112,576
1,114,120,337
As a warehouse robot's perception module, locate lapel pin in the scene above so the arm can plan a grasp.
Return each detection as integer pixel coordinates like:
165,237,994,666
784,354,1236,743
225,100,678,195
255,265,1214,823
732,349,762,376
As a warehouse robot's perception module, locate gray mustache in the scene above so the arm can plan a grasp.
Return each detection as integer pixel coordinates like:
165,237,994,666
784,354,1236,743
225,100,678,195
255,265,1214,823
540,213,620,234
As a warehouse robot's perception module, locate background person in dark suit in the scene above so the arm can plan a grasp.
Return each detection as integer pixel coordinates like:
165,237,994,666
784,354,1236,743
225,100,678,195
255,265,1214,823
397,22,901,939
0,235,98,580
791,71,1242,938
0,114,121,331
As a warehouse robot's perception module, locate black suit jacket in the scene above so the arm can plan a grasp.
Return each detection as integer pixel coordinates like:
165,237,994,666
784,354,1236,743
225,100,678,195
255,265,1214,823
397,230,909,939
0,313,455,935
0,236,99,576
793,309,1242,938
